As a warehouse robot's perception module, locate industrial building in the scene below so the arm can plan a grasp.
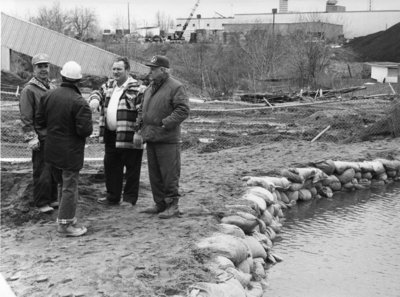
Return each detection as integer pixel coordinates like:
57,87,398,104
174,0,400,42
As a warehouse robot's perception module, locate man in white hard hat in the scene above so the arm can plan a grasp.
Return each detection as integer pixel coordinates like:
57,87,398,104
37,61,93,237
19,53,58,213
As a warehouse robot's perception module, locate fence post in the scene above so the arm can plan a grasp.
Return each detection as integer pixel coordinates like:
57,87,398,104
397,65,400,95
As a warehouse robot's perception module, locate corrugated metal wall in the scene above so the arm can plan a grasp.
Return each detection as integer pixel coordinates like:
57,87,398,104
1,13,149,77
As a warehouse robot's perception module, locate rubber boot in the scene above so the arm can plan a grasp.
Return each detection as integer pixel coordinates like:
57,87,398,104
158,198,180,219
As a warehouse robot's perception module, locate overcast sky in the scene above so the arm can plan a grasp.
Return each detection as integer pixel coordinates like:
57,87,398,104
2,0,400,29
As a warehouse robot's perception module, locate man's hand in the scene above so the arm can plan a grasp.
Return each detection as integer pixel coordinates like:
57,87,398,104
89,99,100,112
28,136,40,151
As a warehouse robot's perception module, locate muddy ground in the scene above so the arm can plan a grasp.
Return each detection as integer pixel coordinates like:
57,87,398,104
2,136,400,297
1,92,399,296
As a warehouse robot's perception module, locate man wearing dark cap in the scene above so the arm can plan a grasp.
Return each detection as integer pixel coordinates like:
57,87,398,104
19,53,58,213
139,55,190,219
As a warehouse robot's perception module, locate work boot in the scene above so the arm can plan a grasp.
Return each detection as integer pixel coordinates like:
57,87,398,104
139,202,167,214
158,199,180,219
57,223,87,237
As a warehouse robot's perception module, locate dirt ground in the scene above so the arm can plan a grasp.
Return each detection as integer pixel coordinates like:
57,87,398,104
2,136,400,297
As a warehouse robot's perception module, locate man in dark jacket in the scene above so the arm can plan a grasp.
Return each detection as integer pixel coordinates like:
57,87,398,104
19,53,58,213
37,61,93,237
140,55,190,219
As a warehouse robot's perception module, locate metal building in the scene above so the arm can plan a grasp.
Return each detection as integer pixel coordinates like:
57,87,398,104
1,12,148,76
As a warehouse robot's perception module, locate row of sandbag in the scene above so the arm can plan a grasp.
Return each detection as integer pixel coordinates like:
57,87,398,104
188,183,286,296
243,158,400,203
188,158,400,297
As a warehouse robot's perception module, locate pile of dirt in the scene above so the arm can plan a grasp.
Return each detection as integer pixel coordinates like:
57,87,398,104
1,70,28,88
346,22,400,62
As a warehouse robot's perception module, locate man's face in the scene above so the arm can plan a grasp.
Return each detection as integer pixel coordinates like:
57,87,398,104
149,66,163,81
33,63,49,81
112,61,129,85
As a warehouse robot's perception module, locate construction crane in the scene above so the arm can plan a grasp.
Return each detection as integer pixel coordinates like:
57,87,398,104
172,0,200,41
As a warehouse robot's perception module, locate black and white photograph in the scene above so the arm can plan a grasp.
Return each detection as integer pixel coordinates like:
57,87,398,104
1,0,400,296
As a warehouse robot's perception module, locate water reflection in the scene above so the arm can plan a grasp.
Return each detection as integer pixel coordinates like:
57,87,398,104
265,183,400,297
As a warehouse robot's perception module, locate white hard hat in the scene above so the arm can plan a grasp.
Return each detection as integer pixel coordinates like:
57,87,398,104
60,61,82,80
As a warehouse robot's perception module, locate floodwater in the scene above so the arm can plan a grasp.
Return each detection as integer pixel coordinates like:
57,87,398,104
265,183,400,297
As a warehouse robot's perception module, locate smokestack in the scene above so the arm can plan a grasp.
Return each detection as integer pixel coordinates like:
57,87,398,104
279,0,288,13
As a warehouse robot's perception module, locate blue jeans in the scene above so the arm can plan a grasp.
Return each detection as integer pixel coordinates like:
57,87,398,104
52,168,80,224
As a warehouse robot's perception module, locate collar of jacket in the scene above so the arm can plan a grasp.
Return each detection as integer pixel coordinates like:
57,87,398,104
111,76,138,92
61,82,82,95
29,76,51,91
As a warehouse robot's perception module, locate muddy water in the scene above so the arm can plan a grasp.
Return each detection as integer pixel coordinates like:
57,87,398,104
265,184,400,297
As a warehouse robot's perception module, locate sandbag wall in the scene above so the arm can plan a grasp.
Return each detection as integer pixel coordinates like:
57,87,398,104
188,158,400,297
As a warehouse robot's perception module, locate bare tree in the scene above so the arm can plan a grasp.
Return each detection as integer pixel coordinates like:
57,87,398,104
155,11,174,36
286,21,332,88
29,2,68,33
69,7,97,40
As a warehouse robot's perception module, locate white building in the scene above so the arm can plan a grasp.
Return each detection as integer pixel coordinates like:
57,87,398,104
367,62,400,83
175,10,400,41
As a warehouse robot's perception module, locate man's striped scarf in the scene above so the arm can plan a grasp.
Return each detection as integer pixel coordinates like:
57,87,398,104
89,77,141,149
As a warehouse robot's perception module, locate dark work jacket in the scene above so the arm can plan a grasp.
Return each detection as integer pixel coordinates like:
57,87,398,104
36,82,93,171
141,76,189,143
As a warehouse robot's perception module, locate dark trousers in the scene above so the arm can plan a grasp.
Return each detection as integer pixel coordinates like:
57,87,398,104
52,168,79,224
32,141,58,207
146,142,181,205
104,130,143,204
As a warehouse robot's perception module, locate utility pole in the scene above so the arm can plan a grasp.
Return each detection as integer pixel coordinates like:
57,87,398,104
127,2,130,33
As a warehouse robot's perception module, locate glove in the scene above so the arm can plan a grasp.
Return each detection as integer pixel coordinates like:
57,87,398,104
138,85,147,93
28,136,40,151
89,99,100,112
133,131,143,149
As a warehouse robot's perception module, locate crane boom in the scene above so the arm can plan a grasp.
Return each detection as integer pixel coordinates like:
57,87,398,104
177,0,200,39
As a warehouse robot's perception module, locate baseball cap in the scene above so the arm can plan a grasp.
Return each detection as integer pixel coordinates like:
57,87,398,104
145,55,170,68
32,53,50,65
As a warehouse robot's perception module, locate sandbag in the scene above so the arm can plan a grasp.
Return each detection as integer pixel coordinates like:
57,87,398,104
278,191,290,204
289,182,304,191
243,176,291,190
217,223,246,239
359,161,385,174
376,172,388,181
273,204,284,218
374,158,400,171
265,226,276,241
237,256,254,274
319,186,333,198
253,258,266,279
245,186,275,205
226,267,252,288
241,176,275,192
290,167,319,181
334,161,360,174
286,190,299,202
245,281,263,297
212,256,235,270
281,169,304,183
309,187,317,197
221,212,259,234
298,189,313,201
310,159,335,175
189,278,246,297
242,193,267,212
362,172,373,180
386,170,397,178
251,231,273,251
337,168,355,184
260,209,273,226
197,234,250,265
243,236,267,259
269,218,283,233
227,202,260,218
